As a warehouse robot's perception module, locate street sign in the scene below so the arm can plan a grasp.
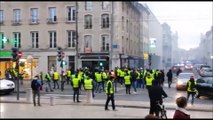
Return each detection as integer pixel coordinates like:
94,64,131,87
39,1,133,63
112,44,118,49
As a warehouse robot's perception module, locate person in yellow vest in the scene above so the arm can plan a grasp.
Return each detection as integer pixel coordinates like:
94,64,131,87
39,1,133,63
105,76,117,111
101,70,108,90
12,68,18,81
39,72,44,90
119,68,125,86
136,69,141,88
95,70,103,93
124,71,131,94
83,74,94,103
186,76,197,105
71,72,81,102
66,69,71,85
53,70,60,89
45,71,53,92
145,73,154,90
61,70,66,92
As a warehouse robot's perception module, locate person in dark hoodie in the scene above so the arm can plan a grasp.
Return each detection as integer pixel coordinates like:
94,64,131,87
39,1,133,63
166,69,173,88
148,80,168,117
173,96,190,119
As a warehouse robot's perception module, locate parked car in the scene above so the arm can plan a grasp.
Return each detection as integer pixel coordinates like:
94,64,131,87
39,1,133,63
176,72,195,90
196,76,213,98
199,68,213,77
0,79,15,95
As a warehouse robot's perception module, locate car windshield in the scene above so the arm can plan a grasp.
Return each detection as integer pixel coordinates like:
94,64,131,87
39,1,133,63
179,73,193,79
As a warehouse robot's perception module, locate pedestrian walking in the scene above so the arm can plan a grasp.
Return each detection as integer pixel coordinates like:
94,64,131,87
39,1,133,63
124,71,131,94
186,76,197,105
53,70,60,89
173,96,190,119
83,74,94,103
166,69,173,88
61,70,66,91
105,76,117,111
45,71,53,92
66,68,71,85
31,76,42,106
95,70,102,93
71,73,81,102
130,69,138,93
148,80,167,117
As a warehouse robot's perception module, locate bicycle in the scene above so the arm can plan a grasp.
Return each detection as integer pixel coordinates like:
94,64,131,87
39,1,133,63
156,99,167,119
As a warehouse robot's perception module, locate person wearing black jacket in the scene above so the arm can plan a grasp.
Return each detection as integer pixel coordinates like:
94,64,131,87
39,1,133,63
166,69,173,88
148,80,168,117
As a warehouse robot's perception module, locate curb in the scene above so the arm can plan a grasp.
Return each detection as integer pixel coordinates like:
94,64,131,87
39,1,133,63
1,99,212,112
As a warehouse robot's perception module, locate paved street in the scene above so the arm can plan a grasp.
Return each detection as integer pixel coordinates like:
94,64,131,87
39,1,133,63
0,102,212,118
1,69,212,118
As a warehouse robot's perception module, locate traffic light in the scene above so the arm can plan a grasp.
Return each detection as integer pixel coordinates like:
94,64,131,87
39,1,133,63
57,47,62,62
99,62,103,67
11,47,19,61
60,60,67,68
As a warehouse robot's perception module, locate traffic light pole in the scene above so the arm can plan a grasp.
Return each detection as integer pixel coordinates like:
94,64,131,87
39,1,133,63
16,60,20,100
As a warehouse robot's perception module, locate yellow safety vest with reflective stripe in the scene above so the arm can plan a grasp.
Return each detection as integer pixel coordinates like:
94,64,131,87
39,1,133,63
117,69,121,77
95,73,102,82
128,70,131,75
45,73,51,81
73,77,80,88
105,80,114,94
136,71,140,79
13,70,17,77
120,70,125,77
102,72,108,79
187,81,197,92
53,72,59,80
67,70,71,77
84,79,93,90
124,75,131,85
146,77,154,86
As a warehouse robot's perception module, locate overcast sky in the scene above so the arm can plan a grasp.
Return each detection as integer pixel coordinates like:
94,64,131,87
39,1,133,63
139,2,213,50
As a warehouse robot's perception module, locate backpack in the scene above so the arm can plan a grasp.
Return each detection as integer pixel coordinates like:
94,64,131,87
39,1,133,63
31,80,40,90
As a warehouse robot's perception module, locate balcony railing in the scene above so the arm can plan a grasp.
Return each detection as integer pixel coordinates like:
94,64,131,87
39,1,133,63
47,17,57,24
29,19,40,25
11,20,22,25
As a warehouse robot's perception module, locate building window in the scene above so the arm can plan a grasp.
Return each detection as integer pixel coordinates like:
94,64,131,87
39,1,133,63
0,10,3,24
84,35,92,48
0,32,4,48
48,7,56,22
30,8,38,23
67,6,76,21
102,1,110,10
85,15,92,29
85,1,92,10
67,30,76,48
122,16,124,30
31,31,39,48
49,31,56,48
13,9,21,23
101,14,109,28
13,32,21,48
101,35,109,51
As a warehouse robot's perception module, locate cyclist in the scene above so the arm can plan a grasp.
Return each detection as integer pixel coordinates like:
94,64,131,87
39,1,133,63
148,80,168,117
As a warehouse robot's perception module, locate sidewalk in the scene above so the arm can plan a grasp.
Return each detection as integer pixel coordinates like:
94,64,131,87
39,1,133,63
1,94,212,112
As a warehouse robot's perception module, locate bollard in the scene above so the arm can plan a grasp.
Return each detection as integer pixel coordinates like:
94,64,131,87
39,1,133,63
50,96,54,106
26,88,32,103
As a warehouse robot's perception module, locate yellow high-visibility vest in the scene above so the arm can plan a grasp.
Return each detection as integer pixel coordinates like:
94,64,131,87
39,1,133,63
124,75,131,85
